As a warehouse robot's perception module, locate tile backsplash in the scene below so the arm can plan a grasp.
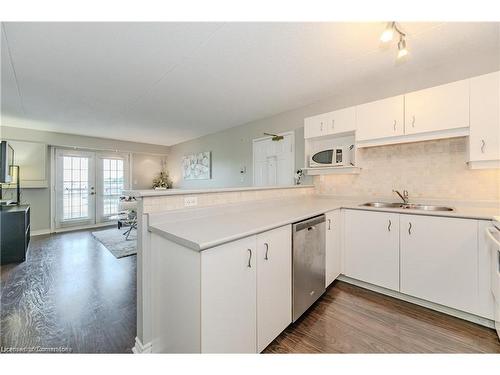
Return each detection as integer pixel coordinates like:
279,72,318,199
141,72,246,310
315,137,500,202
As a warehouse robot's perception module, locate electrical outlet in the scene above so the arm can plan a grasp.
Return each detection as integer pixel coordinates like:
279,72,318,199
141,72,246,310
184,196,198,207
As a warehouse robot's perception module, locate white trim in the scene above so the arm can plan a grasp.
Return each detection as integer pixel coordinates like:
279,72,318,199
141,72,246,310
132,337,152,354
252,131,295,187
50,146,56,233
467,160,500,169
337,275,495,329
31,228,51,236
53,221,115,234
356,127,469,148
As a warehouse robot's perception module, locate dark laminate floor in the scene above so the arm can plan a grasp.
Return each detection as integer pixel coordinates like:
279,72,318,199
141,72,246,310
1,229,136,353
2,230,500,354
265,281,500,353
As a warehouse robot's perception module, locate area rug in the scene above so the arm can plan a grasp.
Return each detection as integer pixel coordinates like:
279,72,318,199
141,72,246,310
91,228,137,258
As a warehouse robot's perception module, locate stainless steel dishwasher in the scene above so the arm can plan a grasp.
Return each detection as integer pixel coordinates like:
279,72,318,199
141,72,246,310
292,214,326,322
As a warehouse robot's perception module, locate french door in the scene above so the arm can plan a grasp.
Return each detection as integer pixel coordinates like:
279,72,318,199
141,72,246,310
55,149,129,229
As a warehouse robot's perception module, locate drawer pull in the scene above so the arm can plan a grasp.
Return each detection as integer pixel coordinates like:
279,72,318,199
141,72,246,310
408,222,412,235
264,243,269,260
247,249,252,268
388,220,392,232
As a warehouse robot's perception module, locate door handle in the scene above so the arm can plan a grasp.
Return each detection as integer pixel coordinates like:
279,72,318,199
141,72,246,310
408,222,412,235
247,249,252,268
393,120,396,131
388,219,391,232
264,243,269,260
332,119,335,130
481,139,486,153
411,115,415,127
328,219,331,230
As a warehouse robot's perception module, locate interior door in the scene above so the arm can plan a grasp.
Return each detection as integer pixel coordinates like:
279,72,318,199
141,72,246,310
253,133,294,186
96,152,130,223
55,149,96,228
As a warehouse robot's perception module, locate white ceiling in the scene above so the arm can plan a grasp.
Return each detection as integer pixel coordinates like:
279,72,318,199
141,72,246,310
1,22,499,146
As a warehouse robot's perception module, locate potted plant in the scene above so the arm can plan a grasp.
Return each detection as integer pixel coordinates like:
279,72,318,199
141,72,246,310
152,170,172,190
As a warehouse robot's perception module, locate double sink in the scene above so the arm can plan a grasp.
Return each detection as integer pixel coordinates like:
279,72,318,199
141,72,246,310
361,202,454,211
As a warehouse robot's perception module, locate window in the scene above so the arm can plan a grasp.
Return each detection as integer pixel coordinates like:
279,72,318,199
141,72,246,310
102,158,124,217
63,156,89,220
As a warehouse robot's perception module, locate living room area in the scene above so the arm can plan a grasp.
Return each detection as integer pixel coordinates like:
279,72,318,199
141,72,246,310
0,125,169,352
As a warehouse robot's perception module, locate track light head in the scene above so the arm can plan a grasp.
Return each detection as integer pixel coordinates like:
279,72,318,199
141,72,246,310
397,35,408,59
380,22,395,43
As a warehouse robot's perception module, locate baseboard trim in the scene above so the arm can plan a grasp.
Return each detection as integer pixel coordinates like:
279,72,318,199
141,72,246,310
31,229,51,236
132,337,152,354
337,275,495,329
54,222,115,233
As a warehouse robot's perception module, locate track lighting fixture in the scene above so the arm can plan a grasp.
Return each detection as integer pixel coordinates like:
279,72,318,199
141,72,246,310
380,22,409,60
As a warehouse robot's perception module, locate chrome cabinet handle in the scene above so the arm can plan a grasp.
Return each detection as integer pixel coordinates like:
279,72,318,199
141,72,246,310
411,115,415,127
481,139,486,153
247,249,252,268
393,120,396,131
320,122,323,131
388,219,391,232
408,222,412,235
264,243,269,260
332,119,335,129
328,219,331,230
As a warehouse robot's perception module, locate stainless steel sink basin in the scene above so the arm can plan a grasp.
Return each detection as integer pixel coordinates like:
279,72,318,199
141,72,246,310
360,202,454,212
403,204,454,211
360,202,404,208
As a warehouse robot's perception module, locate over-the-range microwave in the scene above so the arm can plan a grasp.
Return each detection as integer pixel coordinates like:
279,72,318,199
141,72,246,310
309,145,353,168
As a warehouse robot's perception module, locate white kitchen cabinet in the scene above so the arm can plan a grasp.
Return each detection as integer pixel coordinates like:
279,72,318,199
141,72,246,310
344,210,400,291
476,220,495,319
201,236,257,353
324,107,356,135
356,95,405,141
304,113,328,139
400,214,478,315
325,209,341,287
405,79,469,135
469,71,500,167
256,225,292,352
304,107,355,139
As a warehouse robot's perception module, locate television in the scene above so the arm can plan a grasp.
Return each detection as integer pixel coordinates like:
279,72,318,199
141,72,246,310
0,141,14,183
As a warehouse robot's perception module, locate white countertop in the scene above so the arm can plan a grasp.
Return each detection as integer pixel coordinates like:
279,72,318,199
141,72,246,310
123,184,314,197
148,195,500,251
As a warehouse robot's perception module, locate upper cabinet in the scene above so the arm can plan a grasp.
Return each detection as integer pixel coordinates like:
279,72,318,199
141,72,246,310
304,107,355,139
468,71,500,168
404,79,470,135
356,95,404,141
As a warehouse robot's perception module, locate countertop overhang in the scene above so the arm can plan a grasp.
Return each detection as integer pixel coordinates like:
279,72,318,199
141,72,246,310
123,184,314,197
147,196,500,251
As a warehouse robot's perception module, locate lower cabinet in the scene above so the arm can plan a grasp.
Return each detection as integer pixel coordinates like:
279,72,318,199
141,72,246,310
201,225,292,353
344,210,400,291
257,226,292,352
201,235,257,353
400,215,478,314
325,210,341,287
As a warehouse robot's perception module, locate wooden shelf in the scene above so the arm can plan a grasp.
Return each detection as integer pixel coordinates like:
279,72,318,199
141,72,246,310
303,166,361,175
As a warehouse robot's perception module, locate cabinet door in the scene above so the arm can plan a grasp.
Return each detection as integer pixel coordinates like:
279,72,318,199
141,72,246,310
344,210,400,291
477,221,495,319
324,107,356,135
256,225,292,352
400,215,478,314
325,210,341,287
201,236,257,353
405,79,469,135
356,96,404,141
304,114,327,139
469,71,500,162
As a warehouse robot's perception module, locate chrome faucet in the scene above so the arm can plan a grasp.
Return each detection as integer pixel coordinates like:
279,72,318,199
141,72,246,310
393,189,409,204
